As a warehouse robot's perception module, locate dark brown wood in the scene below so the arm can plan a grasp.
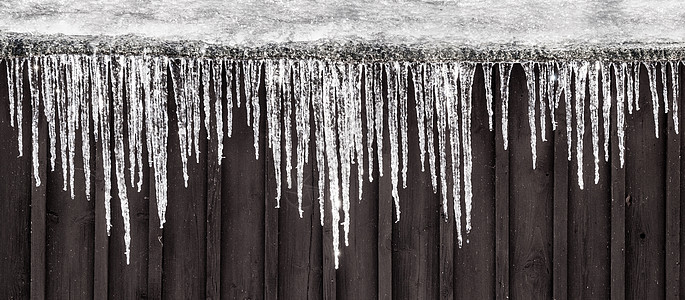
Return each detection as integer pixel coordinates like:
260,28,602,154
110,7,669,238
567,68,611,299
377,65,392,300
494,63,511,300
553,68,569,300
391,67,440,300
664,62,680,300
610,65,627,300
453,64,496,299
108,67,150,300
508,64,554,300
625,64,666,299
221,64,267,299
336,68,378,300
205,61,225,300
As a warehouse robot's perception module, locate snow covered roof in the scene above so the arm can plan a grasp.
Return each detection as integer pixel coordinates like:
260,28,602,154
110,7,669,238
1,0,684,60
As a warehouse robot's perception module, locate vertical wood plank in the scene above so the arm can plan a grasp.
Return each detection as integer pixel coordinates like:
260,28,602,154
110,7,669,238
147,167,163,299
108,68,150,300
263,66,279,300
93,81,108,299
453,64,496,299
391,66,440,299
221,63,266,299
508,64,554,299
26,61,46,299
553,66,569,300
0,60,32,299
495,63,511,300
377,65,393,300
610,65,627,300
205,60,225,300
664,62,680,300
567,68,611,299
161,64,207,299
335,67,378,300
625,64,666,299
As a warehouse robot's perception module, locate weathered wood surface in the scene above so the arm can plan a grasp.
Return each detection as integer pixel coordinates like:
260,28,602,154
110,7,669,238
0,62,682,299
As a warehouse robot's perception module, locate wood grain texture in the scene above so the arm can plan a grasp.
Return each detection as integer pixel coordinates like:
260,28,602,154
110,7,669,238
508,64,553,300
625,64,666,299
664,62,680,300
553,67,569,300
494,63,511,300
609,65,627,300
453,65,496,299
0,60,32,299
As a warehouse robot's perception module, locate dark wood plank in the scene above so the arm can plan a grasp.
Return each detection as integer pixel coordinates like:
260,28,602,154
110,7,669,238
453,64,496,299
553,65,569,300
610,63,627,300
45,71,95,299
567,67,611,299
93,73,108,299
391,66,439,300
508,64,554,300
107,66,150,300
494,63,511,300
377,64,393,300
221,63,266,299
147,169,163,300
624,63,666,299
335,67,378,300
664,62,680,300
205,60,225,300
160,63,207,299
0,59,31,299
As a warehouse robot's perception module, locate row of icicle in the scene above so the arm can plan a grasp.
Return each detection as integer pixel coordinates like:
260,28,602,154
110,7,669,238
2,55,682,268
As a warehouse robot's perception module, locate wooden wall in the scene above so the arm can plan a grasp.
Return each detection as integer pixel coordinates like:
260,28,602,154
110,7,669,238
0,59,683,299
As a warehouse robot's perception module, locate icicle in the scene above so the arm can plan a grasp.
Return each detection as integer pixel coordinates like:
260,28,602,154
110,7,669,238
589,61,600,184
213,60,225,164
634,63,641,111
294,60,311,218
352,64,364,202
111,56,132,264
283,60,293,190
28,57,41,187
648,63,660,138
539,62,547,142
42,56,57,172
439,63,455,223
96,55,113,234
523,62,537,169
575,62,588,190
661,63,668,113
601,62,611,162
265,59,282,208
56,56,69,192
14,57,24,157
66,55,78,198
202,59,211,141
460,62,475,234
499,63,512,150
483,63,494,131
399,62,409,189
561,62,573,161
6,59,15,129
614,63,626,168
364,63,375,182
249,60,262,160
424,64,438,192
386,62,401,222
77,56,92,199
171,59,190,187
614,62,626,168
243,61,252,126
337,62,352,246
411,63,426,172
323,61,342,269
626,63,634,114
191,59,201,163
311,60,326,226
445,62,461,245
373,63,384,178
548,62,558,131
155,57,170,228
672,61,680,134
225,60,234,139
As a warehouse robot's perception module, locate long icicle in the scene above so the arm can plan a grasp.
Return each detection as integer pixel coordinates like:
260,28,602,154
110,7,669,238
386,62,401,222
601,62,611,162
589,61,600,184
499,63,512,150
445,62,461,241
483,63,494,131
672,61,680,134
523,62,537,169
425,64,438,192
615,62,626,168
29,57,41,187
460,62,475,235
14,57,25,158
575,61,588,190
412,63,427,172
648,63,660,138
